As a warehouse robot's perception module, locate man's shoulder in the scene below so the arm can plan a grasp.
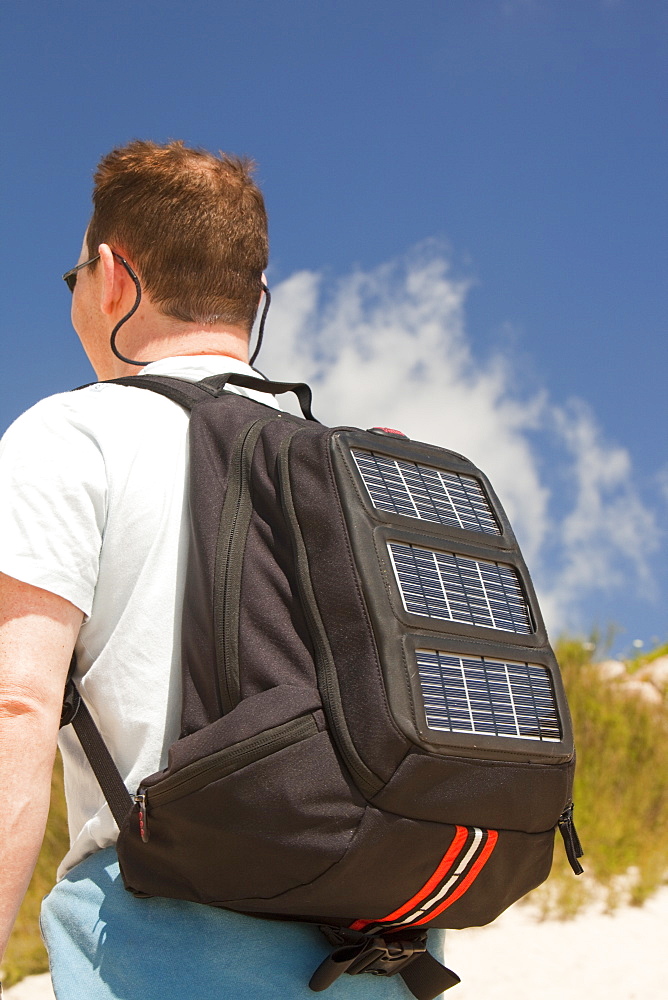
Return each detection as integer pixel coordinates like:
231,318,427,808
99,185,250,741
3,380,185,445
2,384,108,444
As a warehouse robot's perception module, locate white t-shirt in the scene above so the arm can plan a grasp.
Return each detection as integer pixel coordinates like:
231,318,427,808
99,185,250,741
0,356,278,877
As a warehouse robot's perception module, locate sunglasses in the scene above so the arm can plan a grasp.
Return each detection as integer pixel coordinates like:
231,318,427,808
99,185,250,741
62,254,101,293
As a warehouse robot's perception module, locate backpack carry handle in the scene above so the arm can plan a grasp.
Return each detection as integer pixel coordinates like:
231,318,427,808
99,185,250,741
201,372,318,422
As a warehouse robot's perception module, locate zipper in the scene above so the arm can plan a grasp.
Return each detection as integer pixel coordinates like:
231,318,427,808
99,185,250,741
133,792,149,843
558,802,584,875
277,434,384,801
133,713,318,843
214,416,274,713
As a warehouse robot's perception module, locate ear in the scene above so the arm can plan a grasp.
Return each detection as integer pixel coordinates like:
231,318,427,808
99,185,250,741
98,244,129,316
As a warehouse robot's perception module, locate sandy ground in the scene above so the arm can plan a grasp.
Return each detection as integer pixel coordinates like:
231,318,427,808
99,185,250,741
5,887,668,999
444,886,668,1000
3,976,55,1000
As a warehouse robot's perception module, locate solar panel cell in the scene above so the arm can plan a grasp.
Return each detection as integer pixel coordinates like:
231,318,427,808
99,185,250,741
352,450,501,534
416,650,561,741
388,543,533,634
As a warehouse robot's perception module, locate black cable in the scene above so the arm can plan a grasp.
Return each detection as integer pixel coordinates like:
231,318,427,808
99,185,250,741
250,282,271,367
109,252,148,367
109,260,270,370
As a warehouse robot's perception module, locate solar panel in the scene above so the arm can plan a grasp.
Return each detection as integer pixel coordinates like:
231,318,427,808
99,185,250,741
352,449,500,534
416,650,561,741
388,542,533,634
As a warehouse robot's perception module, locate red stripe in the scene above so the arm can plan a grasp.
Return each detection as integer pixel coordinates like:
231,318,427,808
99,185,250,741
350,825,469,931
412,829,498,926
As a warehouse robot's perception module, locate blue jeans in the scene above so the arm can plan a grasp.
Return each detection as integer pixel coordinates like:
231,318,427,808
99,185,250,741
41,848,446,999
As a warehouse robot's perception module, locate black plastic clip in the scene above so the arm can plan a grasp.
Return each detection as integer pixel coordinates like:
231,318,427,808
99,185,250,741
310,934,424,990
60,676,82,728
311,927,460,999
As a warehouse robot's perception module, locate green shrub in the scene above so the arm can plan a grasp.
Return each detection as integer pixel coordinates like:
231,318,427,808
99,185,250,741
628,641,668,673
531,638,668,916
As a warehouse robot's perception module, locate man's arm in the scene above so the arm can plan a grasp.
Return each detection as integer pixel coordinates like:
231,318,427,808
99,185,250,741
0,572,83,958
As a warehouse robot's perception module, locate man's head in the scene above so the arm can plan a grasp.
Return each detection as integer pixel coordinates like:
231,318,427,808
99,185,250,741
85,139,268,333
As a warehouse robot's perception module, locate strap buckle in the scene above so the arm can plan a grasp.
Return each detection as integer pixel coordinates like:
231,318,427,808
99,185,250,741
348,935,428,976
310,927,460,998
310,928,427,990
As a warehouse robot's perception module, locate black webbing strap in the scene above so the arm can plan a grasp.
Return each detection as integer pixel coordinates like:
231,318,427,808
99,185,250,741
401,952,461,999
200,372,317,422
88,372,318,422
60,674,133,830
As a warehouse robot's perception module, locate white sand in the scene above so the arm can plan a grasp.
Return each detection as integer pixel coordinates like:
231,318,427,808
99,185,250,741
3,974,54,1000
5,888,668,999
444,886,668,999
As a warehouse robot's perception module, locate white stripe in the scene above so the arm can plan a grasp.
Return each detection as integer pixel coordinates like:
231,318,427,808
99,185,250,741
395,460,422,518
436,470,464,529
434,551,454,619
475,560,496,627
393,828,485,926
503,660,521,737
458,655,475,733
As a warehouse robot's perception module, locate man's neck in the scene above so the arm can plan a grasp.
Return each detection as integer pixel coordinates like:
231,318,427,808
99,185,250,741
104,327,250,379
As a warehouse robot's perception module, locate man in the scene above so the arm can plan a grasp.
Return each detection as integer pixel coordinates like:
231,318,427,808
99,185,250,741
0,140,441,997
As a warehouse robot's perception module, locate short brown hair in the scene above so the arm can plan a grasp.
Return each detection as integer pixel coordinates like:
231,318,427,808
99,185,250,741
86,139,268,330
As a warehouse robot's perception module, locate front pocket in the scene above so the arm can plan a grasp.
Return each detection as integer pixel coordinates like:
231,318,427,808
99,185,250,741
117,720,365,906
146,714,318,809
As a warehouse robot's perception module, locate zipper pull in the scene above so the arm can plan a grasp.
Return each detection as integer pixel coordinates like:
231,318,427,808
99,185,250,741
558,803,584,875
134,791,150,843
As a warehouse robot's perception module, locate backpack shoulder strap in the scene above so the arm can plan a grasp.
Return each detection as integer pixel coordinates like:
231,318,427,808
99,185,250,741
61,369,316,827
60,659,133,829
200,372,317,422
60,374,212,825
86,373,318,421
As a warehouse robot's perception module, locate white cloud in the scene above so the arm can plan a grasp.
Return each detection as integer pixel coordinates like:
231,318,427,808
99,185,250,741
260,246,660,635
538,400,659,629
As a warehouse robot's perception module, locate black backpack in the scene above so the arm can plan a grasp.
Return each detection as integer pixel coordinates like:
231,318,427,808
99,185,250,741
62,372,583,1000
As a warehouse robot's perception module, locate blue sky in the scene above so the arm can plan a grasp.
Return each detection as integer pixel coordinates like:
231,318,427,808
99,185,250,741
1,0,666,655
